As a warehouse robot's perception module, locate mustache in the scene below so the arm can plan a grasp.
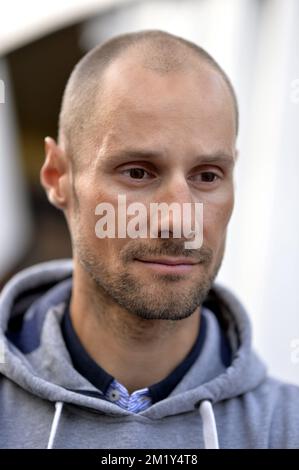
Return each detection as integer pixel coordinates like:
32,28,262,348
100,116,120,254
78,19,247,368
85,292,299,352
121,239,213,264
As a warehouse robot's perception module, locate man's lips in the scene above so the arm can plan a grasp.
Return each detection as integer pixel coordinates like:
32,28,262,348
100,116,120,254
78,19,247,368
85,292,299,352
134,257,200,275
134,257,199,265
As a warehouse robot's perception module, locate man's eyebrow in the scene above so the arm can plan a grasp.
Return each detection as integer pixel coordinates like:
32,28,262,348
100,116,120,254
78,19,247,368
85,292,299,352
101,148,235,166
194,153,235,166
102,148,162,164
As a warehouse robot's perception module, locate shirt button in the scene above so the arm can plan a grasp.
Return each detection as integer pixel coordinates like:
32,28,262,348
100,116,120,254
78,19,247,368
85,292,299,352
108,389,120,401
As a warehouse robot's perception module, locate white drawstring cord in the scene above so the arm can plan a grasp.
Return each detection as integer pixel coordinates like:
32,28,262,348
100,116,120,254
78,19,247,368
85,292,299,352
47,401,64,449
47,399,218,448
198,400,219,449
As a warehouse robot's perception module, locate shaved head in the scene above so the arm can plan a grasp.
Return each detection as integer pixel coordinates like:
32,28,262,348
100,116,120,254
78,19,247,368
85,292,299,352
58,30,238,167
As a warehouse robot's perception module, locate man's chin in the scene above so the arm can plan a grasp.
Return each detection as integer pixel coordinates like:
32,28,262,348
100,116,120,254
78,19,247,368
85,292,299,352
121,296,200,321
112,278,212,321
78,253,215,320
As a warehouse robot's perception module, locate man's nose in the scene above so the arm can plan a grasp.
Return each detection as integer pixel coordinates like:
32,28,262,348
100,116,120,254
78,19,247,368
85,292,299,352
152,172,198,239
160,171,196,203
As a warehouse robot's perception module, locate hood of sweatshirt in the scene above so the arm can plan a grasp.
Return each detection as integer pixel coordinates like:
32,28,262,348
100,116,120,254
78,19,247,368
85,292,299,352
0,259,267,448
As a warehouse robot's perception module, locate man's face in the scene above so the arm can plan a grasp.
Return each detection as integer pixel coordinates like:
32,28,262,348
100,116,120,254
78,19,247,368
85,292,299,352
68,55,236,320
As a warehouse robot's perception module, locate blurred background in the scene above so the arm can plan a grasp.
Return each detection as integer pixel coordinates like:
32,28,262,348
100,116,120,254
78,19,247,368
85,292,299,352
0,0,298,384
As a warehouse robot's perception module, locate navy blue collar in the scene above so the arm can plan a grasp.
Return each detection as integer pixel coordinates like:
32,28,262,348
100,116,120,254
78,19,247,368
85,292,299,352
61,304,207,404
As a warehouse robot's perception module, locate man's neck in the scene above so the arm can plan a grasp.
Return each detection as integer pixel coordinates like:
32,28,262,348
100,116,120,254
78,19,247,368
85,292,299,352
70,264,201,394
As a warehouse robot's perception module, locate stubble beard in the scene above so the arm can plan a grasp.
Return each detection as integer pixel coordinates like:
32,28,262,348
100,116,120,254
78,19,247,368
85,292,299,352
74,231,223,321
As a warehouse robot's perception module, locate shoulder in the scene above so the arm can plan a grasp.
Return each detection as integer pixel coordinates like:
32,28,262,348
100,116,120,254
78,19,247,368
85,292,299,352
256,376,299,448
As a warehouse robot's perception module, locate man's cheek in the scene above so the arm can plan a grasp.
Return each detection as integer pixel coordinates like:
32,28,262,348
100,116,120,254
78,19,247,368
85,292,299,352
203,211,227,247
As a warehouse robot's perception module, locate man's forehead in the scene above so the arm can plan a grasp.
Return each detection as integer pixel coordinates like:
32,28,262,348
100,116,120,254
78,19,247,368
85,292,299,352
95,98,236,162
99,53,232,110
97,72,235,136
96,128,236,166
92,54,237,155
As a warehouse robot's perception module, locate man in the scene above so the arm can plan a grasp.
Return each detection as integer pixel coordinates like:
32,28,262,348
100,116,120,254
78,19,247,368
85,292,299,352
0,30,298,449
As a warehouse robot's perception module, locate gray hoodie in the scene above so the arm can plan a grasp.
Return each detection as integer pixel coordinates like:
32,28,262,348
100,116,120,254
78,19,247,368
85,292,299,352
0,259,298,449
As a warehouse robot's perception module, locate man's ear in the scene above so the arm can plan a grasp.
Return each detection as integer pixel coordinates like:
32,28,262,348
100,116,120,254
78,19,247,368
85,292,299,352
40,137,70,210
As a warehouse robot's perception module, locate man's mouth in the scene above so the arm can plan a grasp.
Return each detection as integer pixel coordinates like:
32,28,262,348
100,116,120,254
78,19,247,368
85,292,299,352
134,257,200,275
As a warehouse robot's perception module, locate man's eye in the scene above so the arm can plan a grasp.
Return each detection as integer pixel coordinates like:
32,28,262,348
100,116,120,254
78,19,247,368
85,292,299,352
200,172,219,182
123,168,151,180
190,171,219,183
